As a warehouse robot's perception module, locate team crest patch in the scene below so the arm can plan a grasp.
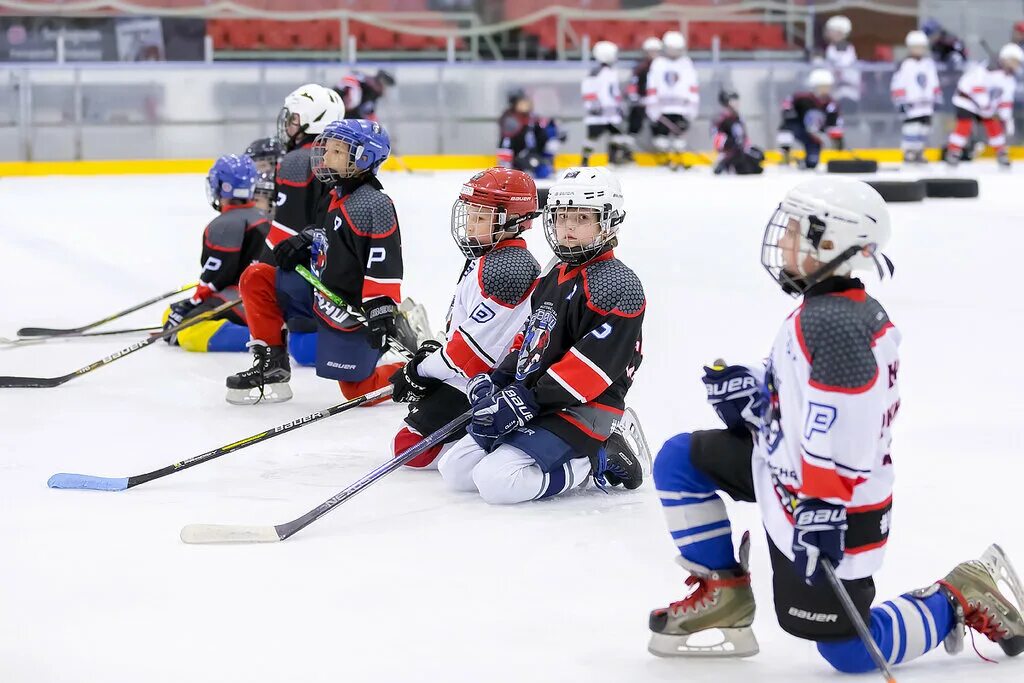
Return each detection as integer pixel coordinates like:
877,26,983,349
516,303,557,380
311,229,328,278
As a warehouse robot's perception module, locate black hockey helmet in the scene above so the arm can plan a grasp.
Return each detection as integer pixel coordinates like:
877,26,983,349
245,137,284,162
718,89,739,107
375,69,396,87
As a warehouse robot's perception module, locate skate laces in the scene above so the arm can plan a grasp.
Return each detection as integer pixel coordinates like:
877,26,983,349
965,603,1007,662
669,575,714,615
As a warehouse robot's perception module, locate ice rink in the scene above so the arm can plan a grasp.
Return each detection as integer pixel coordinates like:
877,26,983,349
2,163,1022,683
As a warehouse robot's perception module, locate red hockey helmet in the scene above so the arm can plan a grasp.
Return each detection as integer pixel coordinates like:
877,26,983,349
451,167,540,258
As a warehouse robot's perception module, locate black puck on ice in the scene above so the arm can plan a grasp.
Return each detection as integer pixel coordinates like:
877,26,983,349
827,159,879,174
923,178,979,198
865,180,926,203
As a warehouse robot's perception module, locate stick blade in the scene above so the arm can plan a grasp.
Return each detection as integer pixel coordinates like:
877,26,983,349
47,473,129,491
179,524,281,545
0,375,64,388
16,327,77,337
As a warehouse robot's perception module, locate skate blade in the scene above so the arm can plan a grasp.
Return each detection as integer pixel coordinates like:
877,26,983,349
647,628,759,658
617,407,653,475
982,544,1024,613
225,383,293,406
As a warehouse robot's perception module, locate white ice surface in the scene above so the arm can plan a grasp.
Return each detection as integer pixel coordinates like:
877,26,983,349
1,165,1022,683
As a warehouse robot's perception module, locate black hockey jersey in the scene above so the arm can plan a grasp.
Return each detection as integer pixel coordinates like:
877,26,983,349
194,204,273,302
498,110,555,157
627,57,654,104
781,92,843,139
493,249,645,457
711,107,747,155
271,141,331,248
309,175,403,332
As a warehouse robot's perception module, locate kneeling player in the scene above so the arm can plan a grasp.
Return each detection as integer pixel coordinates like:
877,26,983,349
711,90,764,175
777,69,844,169
437,167,647,504
647,178,1024,672
389,168,541,468
163,154,272,352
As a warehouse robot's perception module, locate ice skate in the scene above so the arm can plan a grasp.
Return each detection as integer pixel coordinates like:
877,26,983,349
399,297,436,346
997,148,1012,169
648,532,759,658
225,340,293,405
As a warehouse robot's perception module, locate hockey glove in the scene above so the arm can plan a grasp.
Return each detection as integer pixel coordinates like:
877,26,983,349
389,340,443,403
364,296,398,351
468,383,539,452
702,363,766,433
466,373,496,405
272,232,313,272
163,299,198,345
792,498,848,585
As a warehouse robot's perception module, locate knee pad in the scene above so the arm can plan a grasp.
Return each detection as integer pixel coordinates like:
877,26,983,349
652,433,718,494
901,121,929,149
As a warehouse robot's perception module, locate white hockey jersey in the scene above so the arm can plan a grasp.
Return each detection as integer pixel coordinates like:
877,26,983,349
751,281,900,581
890,56,942,119
645,55,700,120
581,64,623,125
825,42,861,102
952,62,1016,121
418,238,539,392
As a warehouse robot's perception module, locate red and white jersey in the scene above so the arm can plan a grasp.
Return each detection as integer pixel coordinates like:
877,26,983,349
891,56,942,119
751,280,900,581
645,55,699,120
582,64,624,125
952,63,1016,120
418,239,540,392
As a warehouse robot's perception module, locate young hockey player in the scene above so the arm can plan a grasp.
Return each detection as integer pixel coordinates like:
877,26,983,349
244,136,283,217
890,30,942,163
626,37,662,141
436,166,647,505
777,69,845,169
945,43,1023,167
821,15,860,110
711,90,764,175
389,168,541,468
163,154,272,353
646,30,699,169
646,177,1024,673
497,90,565,180
581,41,631,166
335,69,395,121
225,119,405,405
922,18,968,69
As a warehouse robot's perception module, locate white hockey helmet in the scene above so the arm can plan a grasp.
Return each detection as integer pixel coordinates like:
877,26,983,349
825,15,852,39
642,36,663,53
543,166,626,265
762,177,893,296
277,83,345,148
999,42,1024,69
905,30,929,49
807,68,835,93
662,30,686,54
593,40,618,64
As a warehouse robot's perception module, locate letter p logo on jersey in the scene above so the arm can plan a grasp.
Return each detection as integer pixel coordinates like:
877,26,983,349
804,402,837,440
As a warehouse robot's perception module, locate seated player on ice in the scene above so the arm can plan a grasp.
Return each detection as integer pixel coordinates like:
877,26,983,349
647,177,1024,672
890,31,942,164
437,166,648,505
497,89,565,180
389,168,541,468
776,69,844,169
225,119,414,405
163,154,273,353
711,90,764,175
244,136,284,217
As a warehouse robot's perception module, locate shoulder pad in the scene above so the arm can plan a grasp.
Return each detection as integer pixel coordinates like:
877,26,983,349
799,294,891,389
479,244,540,307
278,148,313,185
343,184,397,237
204,211,247,250
582,258,646,317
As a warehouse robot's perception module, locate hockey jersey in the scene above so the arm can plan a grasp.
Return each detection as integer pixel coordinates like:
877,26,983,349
626,57,654,105
272,141,331,249
824,42,861,102
646,55,700,120
890,56,942,119
193,204,273,303
752,277,899,581
781,92,844,140
582,64,623,125
492,249,645,458
711,107,748,155
418,239,539,392
952,63,1016,121
336,72,385,120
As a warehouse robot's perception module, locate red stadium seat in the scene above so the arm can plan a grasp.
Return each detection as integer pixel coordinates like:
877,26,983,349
227,20,263,50
262,21,300,51
207,19,232,50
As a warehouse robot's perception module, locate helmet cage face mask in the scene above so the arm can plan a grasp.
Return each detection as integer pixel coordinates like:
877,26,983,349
311,136,361,183
277,108,306,148
450,199,514,259
543,203,623,265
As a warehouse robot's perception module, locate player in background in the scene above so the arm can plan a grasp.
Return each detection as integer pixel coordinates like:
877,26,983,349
334,69,395,121
777,69,844,169
164,154,273,353
244,137,283,218
389,168,541,469
437,166,647,505
945,43,1024,167
582,41,631,167
646,177,1024,672
646,31,699,170
922,18,967,69
497,89,565,180
225,119,406,405
820,15,860,111
626,37,662,144
711,90,764,175
890,31,941,164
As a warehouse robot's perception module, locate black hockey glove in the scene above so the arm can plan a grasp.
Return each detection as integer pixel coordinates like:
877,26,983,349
389,340,443,403
702,363,766,434
364,296,398,351
272,232,313,272
792,498,848,585
163,299,198,345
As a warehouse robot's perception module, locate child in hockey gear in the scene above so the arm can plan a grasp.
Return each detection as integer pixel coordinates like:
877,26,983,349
626,37,662,140
945,43,1023,167
437,167,647,504
163,154,272,353
335,69,394,121
777,70,844,169
891,31,942,163
497,90,565,180
226,119,404,405
389,168,541,469
821,15,860,109
646,31,699,170
711,91,764,175
244,137,284,216
581,41,632,166
923,18,968,69
647,177,1024,671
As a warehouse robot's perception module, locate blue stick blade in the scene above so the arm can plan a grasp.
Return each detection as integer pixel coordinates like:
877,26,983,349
47,473,129,491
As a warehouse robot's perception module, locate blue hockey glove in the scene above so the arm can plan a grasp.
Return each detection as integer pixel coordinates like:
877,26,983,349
792,498,848,585
163,299,198,345
468,383,539,451
466,373,495,405
702,363,765,432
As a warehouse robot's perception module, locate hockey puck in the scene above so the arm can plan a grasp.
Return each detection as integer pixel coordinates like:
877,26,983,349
865,180,926,203
923,178,979,198
826,159,879,174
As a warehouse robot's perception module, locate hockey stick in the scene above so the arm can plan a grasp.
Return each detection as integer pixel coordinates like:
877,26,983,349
47,385,393,491
16,282,198,337
0,298,240,388
0,326,162,346
822,559,898,683
180,408,473,544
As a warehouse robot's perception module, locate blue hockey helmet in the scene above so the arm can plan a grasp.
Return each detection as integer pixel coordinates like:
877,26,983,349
921,18,942,37
206,154,257,210
311,118,391,182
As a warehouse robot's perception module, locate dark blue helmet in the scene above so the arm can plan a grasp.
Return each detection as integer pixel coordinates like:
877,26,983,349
311,118,391,183
206,154,257,210
921,18,942,37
